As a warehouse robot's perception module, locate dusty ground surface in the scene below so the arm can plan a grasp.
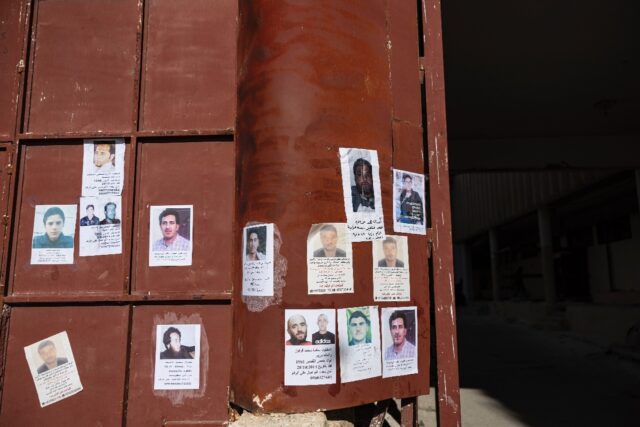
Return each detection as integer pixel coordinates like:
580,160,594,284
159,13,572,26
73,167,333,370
418,310,640,426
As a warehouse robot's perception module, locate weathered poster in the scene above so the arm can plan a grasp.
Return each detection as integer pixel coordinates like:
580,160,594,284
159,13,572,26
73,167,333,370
337,306,381,383
81,138,125,196
307,223,354,295
284,309,337,386
31,205,77,265
24,332,83,407
392,169,427,235
373,235,411,301
242,223,274,296
381,307,418,378
339,148,385,241
154,324,201,390
149,205,193,267
78,196,122,256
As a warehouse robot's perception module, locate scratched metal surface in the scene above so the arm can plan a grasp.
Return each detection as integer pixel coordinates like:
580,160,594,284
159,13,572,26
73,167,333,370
131,138,235,297
422,0,462,425
139,0,237,132
125,304,232,426
0,0,27,139
231,0,430,412
23,0,138,134
0,306,129,426
9,141,132,297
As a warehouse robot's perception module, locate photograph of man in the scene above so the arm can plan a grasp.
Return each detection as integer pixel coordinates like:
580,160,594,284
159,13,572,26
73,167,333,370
399,174,424,224
36,340,68,374
153,208,190,251
313,224,346,257
378,237,405,268
99,202,120,225
348,310,371,346
246,227,266,261
311,313,335,345
160,327,195,359
32,207,74,249
384,311,416,360
80,204,99,226
286,314,312,346
351,157,376,213
93,142,116,173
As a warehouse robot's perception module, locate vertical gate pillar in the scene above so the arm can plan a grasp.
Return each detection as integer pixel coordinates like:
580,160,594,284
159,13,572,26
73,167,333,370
489,229,500,302
537,206,556,306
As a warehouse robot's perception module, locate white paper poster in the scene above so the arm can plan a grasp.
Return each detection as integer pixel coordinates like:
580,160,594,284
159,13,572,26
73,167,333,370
242,223,274,296
284,309,337,386
393,169,427,235
373,235,411,301
337,306,381,383
78,196,122,256
81,138,125,196
24,331,83,407
154,324,201,390
149,205,193,267
381,307,418,378
31,205,77,265
307,223,354,295
339,148,385,241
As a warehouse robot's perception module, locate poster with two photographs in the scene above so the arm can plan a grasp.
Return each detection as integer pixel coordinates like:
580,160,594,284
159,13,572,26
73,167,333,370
284,309,337,386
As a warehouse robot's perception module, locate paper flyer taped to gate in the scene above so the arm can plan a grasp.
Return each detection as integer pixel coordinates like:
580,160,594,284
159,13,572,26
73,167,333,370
242,223,274,296
392,169,427,235
337,306,382,383
307,223,354,295
31,204,77,265
154,324,201,390
81,138,125,196
381,306,418,378
24,331,83,407
149,205,193,267
373,235,411,301
284,309,337,386
78,196,122,256
339,148,385,241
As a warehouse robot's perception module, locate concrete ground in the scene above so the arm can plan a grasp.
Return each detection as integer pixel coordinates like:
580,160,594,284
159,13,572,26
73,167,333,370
418,310,640,426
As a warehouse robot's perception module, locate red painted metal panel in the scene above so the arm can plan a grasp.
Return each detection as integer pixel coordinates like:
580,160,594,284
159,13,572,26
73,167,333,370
126,304,232,426
140,0,237,132
9,141,132,296
0,0,27,139
132,139,234,296
232,0,429,413
24,0,138,134
0,306,129,426
388,0,422,125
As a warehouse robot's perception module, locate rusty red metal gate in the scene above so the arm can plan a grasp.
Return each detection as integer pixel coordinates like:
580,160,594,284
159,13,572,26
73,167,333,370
0,0,459,425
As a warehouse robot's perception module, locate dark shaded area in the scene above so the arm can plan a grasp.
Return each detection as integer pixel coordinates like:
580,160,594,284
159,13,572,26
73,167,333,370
457,310,640,427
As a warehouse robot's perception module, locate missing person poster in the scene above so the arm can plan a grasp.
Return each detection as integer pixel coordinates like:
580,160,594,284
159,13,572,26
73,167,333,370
31,205,77,265
24,332,83,407
373,235,411,301
81,138,125,196
381,307,418,378
78,196,122,256
242,223,274,296
154,324,201,390
339,148,385,242
307,223,354,295
393,169,427,235
337,306,381,383
149,205,193,267
284,309,337,386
